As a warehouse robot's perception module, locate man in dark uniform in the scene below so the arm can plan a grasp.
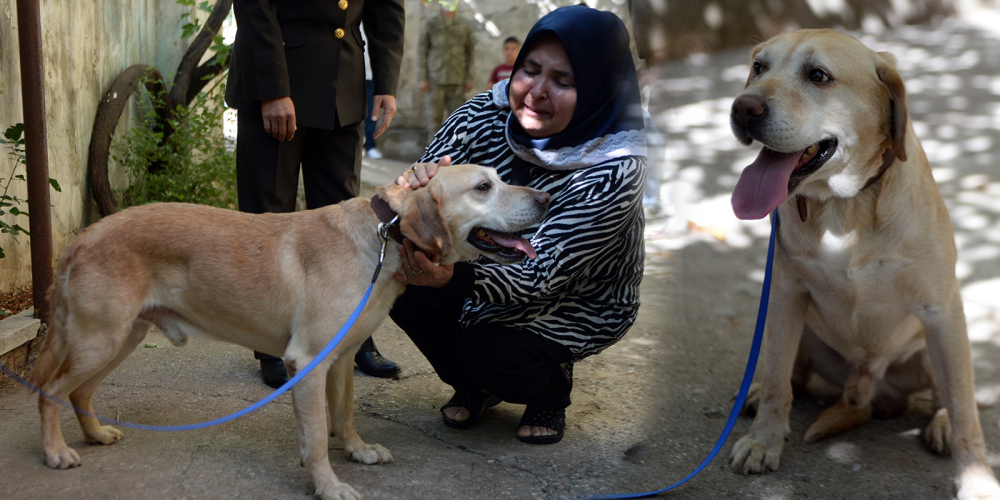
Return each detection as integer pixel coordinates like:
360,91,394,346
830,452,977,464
226,0,405,387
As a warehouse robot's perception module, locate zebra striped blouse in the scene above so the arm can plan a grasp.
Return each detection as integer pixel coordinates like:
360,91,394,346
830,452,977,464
420,91,646,361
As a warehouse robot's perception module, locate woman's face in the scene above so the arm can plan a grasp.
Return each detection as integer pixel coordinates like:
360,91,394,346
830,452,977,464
510,36,577,138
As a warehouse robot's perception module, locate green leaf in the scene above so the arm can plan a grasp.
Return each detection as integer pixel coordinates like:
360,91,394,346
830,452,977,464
48,178,61,192
144,343,163,348
9,207,22,216
14,174,25,181
181,22,200,39
3,123,24,142
213,45,230,65
176,0,195,6
198,1,212,13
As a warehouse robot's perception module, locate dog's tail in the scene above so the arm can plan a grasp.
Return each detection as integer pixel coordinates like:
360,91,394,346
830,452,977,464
27,248,73,394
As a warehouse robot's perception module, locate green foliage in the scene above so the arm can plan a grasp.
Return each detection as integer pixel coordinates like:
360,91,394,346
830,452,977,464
112,0,235,211
0,123,62,259
112,80,236,210
177,0,230,66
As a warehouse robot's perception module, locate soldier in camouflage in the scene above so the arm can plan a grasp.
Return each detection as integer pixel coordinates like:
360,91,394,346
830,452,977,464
418,7,475,138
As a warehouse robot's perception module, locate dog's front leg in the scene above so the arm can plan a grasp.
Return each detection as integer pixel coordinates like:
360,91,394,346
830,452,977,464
326,352,393,465
920,292,1000,500
289,357,361,500
730,276,808,475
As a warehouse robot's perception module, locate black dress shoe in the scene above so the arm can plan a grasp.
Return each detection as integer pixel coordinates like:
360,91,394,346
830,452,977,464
260,359,288,389
355,350,401,378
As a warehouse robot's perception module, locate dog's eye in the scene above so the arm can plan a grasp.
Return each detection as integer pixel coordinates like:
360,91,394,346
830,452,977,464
475,182,491,192
752,61,764,75
809,68,831,83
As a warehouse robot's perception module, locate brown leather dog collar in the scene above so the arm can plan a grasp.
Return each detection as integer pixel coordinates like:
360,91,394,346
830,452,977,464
795,147,896,223
863,147,897,191
369,195,404,244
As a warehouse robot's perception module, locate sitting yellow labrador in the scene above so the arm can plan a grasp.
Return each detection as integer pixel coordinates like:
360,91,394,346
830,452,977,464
29,164,550,500
727,29,1000,499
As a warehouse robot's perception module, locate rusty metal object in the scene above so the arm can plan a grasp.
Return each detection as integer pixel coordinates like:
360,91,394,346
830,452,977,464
15,0,53,324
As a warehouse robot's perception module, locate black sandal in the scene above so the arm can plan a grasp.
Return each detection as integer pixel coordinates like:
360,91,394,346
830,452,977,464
517,406,565,445
441,391,501,429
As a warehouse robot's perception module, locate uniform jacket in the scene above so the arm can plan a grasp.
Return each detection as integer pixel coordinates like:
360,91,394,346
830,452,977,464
418,14,475,85
226,0,404,129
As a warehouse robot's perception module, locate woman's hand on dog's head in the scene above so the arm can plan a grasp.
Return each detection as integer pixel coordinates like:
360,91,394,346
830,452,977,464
397,156,450,189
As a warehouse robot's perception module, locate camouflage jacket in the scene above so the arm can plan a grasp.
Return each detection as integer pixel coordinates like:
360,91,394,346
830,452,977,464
418,15,475,85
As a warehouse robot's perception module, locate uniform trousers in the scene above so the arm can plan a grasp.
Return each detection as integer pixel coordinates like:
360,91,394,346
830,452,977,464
236,109,365,362
427,84,467,137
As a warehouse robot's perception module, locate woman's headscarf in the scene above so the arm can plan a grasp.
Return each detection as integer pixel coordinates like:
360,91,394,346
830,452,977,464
492,5,646,171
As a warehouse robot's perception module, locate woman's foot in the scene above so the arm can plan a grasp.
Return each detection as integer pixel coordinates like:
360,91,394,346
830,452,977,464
441,390,501,429
517,406,565,444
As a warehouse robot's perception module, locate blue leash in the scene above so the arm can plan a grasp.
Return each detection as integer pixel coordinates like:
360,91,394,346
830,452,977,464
0,281,373,431
0,215,398,432
1,208,775,495
584,208,777,500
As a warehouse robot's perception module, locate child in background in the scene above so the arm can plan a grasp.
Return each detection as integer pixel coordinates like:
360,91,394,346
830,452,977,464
488,37,519,88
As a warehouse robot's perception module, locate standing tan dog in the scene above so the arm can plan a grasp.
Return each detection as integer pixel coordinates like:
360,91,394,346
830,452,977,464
727,29,1000,499
29,164,550,500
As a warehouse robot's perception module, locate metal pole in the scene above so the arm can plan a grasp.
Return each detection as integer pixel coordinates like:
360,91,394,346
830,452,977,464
15,0,53,324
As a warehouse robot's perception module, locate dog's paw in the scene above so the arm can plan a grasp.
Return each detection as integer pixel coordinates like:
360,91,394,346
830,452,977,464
348,443,393,465
316,482,362,500
730,430,784,474
44,444,81,469
922,408,951,456
957,464,1000,500
84,425,124,445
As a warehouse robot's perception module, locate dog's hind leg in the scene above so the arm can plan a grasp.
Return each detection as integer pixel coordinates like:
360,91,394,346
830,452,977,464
803,399,873,443
69,321,150,446
289,354,361,500
326,352,393,465
38,321,132,469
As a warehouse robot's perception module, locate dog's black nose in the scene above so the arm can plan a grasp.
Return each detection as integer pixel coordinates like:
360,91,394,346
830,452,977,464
535,191,551,206
731,95,768,127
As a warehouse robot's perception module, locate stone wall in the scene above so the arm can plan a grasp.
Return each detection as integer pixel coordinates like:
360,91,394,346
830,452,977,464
0,0,193,290
377,0,636,162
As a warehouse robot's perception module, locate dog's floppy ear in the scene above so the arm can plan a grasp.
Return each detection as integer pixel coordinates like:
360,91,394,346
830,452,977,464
376,183,410,212
400,186,452,257
876,51,908,162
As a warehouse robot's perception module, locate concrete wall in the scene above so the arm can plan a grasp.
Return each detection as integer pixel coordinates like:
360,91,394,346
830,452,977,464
378,0,636,162
0,0,191,290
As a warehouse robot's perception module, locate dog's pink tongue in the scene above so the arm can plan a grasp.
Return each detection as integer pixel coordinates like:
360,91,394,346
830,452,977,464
485,229,537,259
731,147,806,220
